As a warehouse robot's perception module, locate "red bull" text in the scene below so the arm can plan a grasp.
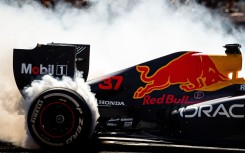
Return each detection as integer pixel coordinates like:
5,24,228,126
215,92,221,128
143,94,189,105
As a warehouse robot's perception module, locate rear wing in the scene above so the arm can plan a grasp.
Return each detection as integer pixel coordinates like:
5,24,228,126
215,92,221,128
13,43,90,94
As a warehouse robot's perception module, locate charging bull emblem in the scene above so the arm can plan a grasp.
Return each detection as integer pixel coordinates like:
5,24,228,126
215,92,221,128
133,52,230,99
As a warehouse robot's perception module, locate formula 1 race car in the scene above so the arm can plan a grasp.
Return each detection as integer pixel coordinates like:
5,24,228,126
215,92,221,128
13,43,245,149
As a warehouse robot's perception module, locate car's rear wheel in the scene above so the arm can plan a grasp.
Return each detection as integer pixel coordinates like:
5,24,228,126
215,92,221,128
27,87,97,149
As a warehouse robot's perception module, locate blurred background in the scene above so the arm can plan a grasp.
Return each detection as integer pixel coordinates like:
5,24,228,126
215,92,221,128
195,0,245,29
39,0,245,29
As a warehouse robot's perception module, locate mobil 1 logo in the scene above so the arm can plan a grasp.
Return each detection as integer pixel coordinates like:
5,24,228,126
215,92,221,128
21,63,68,76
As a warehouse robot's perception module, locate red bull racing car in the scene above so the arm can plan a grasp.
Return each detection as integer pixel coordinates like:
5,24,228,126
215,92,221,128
13,43,245,149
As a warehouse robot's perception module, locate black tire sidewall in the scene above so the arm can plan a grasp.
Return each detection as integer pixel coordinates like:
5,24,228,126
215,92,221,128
27,88,94,148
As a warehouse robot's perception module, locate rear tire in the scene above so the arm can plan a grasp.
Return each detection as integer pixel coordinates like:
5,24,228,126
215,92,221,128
27,87,96,149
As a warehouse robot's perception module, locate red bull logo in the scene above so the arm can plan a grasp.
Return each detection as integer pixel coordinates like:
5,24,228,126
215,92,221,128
134,52,230,99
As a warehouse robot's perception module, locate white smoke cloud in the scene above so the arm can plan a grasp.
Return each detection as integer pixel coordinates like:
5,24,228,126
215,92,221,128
0,0,244,149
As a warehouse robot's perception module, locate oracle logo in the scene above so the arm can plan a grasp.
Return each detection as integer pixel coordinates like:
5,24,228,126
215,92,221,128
179,104,244,118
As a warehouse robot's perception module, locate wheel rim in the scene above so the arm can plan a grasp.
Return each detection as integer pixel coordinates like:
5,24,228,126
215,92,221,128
39,102,75,138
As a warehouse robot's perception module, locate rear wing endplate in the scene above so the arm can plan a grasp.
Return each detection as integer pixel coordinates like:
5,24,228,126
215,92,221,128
13,43,90,94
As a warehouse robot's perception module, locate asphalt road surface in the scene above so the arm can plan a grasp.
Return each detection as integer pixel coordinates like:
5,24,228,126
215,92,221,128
1,137,245,153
